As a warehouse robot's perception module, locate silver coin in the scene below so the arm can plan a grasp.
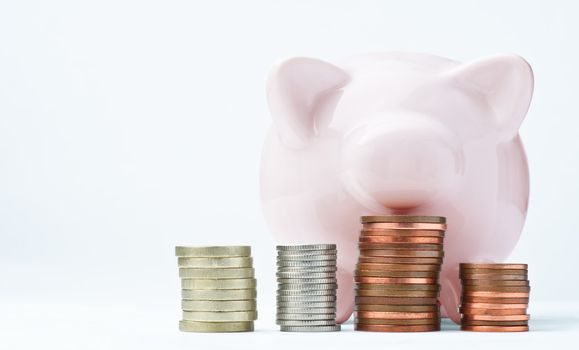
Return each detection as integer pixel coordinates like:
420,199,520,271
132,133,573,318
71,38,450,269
280,325,341,332
276,272,336,279
277,301,337,308
276,313,335,321
277,253,337,261
276,307,336,314
277,295,336,302
277,266,337,273
277,289,336,296
277,319,337,326
276,244,336,251
277,283,338,290
277,260,336,267
277,277,337,284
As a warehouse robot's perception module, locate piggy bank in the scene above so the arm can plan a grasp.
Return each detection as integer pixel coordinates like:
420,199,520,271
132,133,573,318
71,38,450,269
260,53,533,323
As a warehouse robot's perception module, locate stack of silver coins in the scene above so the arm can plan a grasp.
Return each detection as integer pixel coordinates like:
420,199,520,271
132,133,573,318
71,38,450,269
276,244,341,332
176,246,257,332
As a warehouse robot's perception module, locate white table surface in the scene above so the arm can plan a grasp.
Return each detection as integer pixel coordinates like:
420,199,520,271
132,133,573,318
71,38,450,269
1,300,577,350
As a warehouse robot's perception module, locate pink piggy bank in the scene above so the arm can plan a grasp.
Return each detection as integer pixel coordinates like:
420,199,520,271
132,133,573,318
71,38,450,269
260,53,533,323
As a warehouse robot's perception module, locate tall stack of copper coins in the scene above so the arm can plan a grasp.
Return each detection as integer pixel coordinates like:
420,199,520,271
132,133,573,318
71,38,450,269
354,215,446,332
276,244,341,332
176,246,257,332
459,263,530,332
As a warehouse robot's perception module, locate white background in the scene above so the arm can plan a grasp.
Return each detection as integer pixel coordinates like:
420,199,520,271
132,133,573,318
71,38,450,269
1,0,578,349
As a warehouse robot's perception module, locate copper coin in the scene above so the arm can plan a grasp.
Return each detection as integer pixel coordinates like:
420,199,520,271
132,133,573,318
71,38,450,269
356,283,439,291
359,236,443,244
356,269,439,278
360,249,444,258
462,291,530,298
359,243,442,250
361,229,445,238
461,286,530,293
461,297,529,304
460,302,528,309
459,308,527,316
355,324,440,332
460,273,527,280
355,276,438,284
462,280,529,287
355,311,438,319
460,268,527,275
461,325,528,332
356,317,440,325
356,296,438,305
355,263,440,271
356,304,439,312
358,256,443,265
360,215,446,224
462,314,530,321
461,320,528,326
459,263,527,270
356,289,439,298
362,222,447,230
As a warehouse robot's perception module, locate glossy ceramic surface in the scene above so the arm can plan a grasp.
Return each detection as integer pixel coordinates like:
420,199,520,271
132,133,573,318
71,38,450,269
261,52,533,323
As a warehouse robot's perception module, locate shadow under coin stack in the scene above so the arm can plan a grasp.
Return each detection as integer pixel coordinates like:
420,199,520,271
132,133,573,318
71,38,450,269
276,244,341,332
176,246,257,332
459,263,530,332
354,215,446,332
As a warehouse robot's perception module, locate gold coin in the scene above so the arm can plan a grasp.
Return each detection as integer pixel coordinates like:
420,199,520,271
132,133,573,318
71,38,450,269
182,310,257,322
179,320,253,332
360,215,446,224
175,246,251,257
181,289,257,301
178,257,253,268
181,300,256,312
179,268,254,279
181,278,257,290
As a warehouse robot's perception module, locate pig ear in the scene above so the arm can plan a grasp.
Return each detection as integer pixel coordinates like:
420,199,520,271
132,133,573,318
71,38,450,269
449,54,534,138
266,57,349,148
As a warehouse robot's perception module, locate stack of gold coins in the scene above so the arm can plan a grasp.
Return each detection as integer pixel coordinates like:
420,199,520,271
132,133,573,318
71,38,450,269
459,263,530,332
276,244,341,332
175,246,257,332
354,215,446,332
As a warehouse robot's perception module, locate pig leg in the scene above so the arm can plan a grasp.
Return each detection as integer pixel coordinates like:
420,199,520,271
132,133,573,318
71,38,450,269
439,267,461,324
336,266,355,323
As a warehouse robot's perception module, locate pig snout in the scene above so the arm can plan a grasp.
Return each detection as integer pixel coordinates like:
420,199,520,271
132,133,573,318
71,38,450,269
341,114,463,210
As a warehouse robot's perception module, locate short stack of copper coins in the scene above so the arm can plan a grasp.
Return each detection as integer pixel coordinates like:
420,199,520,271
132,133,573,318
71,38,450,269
459,263,530,332
354,215,446,332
